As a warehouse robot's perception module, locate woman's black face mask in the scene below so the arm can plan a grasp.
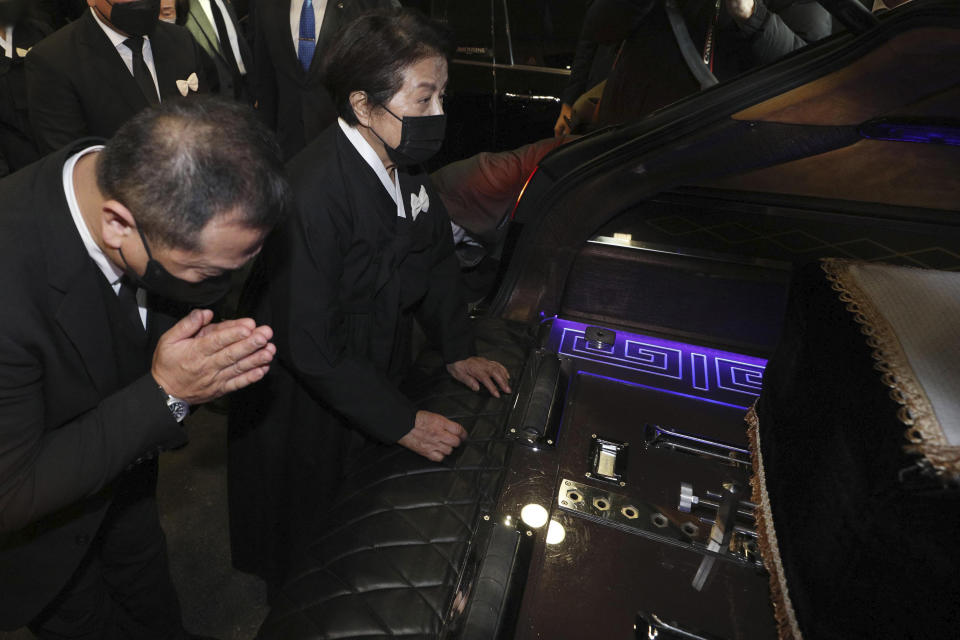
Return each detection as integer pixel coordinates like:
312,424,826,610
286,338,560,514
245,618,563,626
120,225,233,308
378,106,447,167
105,0,161,37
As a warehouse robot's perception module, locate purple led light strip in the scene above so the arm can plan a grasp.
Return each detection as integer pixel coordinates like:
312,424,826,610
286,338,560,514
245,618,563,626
549,318,767,408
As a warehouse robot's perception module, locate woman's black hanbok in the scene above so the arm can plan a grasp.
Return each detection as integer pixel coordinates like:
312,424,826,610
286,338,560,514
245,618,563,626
228,123,474,585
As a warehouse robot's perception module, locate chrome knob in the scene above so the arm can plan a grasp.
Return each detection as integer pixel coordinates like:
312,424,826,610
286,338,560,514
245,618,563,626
678,482,699,513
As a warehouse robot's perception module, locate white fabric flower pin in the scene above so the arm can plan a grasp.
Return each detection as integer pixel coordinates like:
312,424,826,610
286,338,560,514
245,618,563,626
409,184,429,220
176,72,199,97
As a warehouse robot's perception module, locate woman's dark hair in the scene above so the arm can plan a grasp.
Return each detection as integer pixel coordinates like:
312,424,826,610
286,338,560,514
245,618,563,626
323,8,455,126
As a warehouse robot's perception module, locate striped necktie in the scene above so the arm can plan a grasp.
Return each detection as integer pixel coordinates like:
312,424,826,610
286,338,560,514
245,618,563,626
297,0,316,72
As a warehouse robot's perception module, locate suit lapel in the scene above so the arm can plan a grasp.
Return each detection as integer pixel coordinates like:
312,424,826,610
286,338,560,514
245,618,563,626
333,127,405,296
335,126,397,230
10,25,31,59
150,29,182,100
40,145,119,396
187,2,223,58
192,1,253,73
77,11,147,115
309,0,341,75
55,274,118,396
222,0,253,69
268,1,303,78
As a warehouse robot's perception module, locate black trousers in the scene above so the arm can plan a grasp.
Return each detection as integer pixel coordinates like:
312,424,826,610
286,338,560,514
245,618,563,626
29,462,186,640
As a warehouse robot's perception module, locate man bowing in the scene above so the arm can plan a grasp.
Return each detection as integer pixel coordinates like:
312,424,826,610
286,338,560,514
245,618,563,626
0,98,288,639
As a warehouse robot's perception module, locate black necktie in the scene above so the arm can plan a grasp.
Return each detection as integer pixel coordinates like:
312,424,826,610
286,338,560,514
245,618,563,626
209,0,241,78
109,276,149,388
117,277,147,341
124,36,160,105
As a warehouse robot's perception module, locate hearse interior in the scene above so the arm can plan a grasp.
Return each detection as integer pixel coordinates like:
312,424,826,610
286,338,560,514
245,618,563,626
256,2,960,638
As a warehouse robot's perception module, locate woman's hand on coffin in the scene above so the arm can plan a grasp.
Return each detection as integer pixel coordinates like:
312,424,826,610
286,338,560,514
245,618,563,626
446,357,512,398
399,410,467,462
151,310,276,405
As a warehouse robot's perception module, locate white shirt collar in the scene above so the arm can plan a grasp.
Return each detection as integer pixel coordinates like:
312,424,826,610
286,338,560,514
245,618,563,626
90,6,152,49
63,146,127,287
89,7,160,103
0,25,13,59
337,118,406,219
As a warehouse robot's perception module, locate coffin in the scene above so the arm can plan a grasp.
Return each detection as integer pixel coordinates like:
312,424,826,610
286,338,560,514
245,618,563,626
749,259,960,640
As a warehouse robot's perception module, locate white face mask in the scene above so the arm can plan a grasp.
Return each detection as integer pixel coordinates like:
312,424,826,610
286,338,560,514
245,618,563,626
160,15,176,23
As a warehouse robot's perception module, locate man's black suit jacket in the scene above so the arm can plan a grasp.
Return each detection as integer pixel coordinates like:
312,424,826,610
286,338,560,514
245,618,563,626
24,10,209,155
253,0,397,160
0,143,188,630
0,18,53,177
183,0,253,102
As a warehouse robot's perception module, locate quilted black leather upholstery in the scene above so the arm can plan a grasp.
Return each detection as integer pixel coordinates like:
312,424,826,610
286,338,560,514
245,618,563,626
258,318,532,639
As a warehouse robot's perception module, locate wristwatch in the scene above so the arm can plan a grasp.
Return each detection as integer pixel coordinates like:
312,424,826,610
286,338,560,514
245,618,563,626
159,386,190,423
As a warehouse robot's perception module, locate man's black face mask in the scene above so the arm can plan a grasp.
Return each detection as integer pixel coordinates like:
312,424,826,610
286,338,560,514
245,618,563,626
105,0,161,37
120,225,233,308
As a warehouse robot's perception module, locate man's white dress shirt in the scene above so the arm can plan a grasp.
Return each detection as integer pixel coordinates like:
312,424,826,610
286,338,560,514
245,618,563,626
64,146,148,327
91,7,161,101
0,25,14,59
289,0,329,52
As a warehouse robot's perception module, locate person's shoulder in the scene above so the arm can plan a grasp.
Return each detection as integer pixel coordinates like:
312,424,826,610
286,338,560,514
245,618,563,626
287,126,343,186
16,18,54,46
26,14,85,59
153,19,200,46
286,127,360,228
0,156,52,219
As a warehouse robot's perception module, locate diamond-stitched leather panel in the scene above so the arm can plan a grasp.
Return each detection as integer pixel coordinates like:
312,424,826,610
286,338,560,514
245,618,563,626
258,318,532,639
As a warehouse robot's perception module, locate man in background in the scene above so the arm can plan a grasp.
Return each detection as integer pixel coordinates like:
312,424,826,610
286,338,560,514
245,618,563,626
0,0,52,176
182,0,251,101
26,0,209,155
252,0,398,160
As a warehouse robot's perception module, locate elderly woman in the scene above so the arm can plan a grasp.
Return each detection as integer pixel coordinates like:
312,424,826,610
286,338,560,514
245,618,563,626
228,8,511,587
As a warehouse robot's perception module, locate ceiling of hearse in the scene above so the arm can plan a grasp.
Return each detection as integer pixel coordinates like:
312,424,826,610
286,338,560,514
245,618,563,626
698,27,960,210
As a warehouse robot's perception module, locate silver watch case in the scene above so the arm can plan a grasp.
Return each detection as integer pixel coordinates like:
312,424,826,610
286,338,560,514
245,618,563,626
165,394,190,422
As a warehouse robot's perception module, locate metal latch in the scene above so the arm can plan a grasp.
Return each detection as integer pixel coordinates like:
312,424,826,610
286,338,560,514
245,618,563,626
681,482,758,591
646,423,751,470
589,434,629,485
